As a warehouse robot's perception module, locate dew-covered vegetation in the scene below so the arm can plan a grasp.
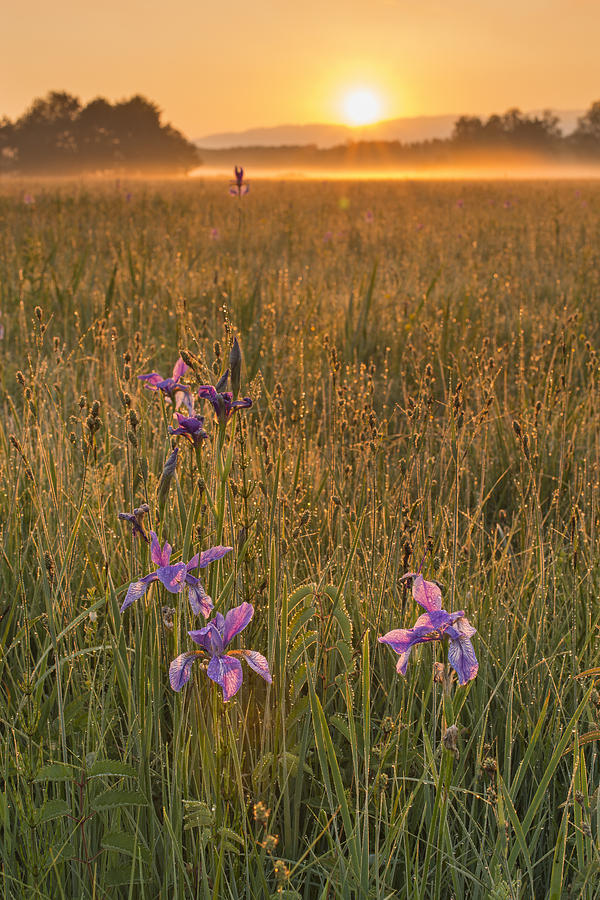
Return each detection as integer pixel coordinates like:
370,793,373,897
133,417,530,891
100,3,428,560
0,178,599,898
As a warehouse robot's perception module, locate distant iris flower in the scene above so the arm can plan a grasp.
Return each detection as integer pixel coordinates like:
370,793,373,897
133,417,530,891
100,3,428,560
230,165,249,197
120,531,232,617
379,574,478,685
169,602,272,700
168,413,209,446
138,357,193,414
197,369,252,425
118,503,150,542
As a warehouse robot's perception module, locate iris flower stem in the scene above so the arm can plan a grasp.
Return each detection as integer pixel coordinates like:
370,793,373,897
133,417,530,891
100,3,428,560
214,417,235,547
158,391,171,442
420,640,455,900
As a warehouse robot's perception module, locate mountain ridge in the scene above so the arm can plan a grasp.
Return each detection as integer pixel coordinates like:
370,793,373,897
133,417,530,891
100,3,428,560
196,110,585,150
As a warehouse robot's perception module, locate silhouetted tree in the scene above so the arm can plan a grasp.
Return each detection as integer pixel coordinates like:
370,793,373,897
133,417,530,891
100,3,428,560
572,101,600,156
1,90,199,174
452,116,484,143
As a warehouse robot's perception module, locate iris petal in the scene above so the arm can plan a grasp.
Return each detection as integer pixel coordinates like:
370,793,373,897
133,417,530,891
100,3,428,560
242,650,272,683
155,563,187,593
169,651,203,691
199,546,232,568
448,637,479,685
207,655,243,701
120,573,157,613
223,602,254,646
186,576,213,618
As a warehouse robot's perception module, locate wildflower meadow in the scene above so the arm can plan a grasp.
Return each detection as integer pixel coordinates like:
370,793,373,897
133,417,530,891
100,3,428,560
1,177,599,898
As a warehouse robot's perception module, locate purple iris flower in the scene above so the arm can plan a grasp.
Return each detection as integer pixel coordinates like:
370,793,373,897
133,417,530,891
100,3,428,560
118,504,150,542
379,574,478,685
169,602,272,701
229,165,249,197
197,369,252,425
168,413,209,447
138,357,193,414
120,531,232,617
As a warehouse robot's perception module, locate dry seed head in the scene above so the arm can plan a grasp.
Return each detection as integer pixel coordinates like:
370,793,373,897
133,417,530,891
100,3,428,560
44,551,55,585
128,409,139,429
162,606,175,630
34,306,43,321
79,395,87,409
442,724,459,759
260,834,279,854
179,348,200,372
433,662,445,684
381,716,394,734
273,860,289,886
253,801,270,826
123,364,131,382
16,370,25,386
481,756,497,778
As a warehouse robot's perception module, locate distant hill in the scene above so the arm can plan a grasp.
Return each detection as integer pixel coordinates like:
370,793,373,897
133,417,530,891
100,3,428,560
196,110,584,150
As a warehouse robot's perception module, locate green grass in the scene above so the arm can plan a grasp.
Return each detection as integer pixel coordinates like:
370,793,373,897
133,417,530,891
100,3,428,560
0,177,599,898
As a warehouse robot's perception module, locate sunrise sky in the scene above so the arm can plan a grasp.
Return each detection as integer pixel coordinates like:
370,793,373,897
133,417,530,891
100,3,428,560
2,0,600,137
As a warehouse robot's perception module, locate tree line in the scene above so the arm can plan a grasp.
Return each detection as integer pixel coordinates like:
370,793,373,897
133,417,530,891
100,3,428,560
3,93,600,175
0,91,200,174
451,103,600,155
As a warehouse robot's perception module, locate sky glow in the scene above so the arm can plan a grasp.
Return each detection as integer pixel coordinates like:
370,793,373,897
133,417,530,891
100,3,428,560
1,1,600,137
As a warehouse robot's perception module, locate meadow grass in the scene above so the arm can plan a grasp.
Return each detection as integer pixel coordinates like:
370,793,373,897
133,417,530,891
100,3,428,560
0,177,599,898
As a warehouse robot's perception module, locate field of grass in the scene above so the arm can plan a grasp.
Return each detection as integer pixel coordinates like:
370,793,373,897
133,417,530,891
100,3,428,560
1,177,599,898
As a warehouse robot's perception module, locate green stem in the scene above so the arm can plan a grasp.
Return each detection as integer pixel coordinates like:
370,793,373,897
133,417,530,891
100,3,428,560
419,640,455,900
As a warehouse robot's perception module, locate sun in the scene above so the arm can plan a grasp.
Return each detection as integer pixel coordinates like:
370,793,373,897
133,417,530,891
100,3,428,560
342,89,382,127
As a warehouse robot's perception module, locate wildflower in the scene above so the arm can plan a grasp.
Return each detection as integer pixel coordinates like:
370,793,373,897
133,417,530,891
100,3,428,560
120,531,232,616
210,227,220,240
23,192,35,205
197,369,252,425
168,413,209,446
230,165,249,197
138,356,193,413
169,602,272,700
118,503,151,541
378,573,478,685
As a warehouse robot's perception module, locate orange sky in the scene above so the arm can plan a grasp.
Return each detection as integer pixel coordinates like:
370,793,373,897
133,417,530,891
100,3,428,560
2,0,600,137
